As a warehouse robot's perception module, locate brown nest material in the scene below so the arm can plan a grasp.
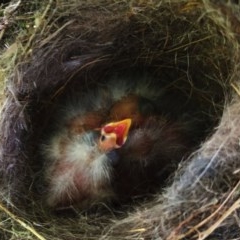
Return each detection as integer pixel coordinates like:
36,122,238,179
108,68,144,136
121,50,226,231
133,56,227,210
1,0,240,239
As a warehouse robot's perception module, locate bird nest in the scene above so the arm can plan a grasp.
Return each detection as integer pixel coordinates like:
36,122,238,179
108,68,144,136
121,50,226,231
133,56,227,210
1,0,240,239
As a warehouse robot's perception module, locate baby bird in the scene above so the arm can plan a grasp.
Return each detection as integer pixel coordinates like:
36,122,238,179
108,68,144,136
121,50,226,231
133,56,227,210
43,113,132,208
42,75,195,209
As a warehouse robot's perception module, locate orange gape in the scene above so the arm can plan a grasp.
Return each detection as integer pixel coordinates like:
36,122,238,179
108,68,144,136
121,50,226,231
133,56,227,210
98,119,132,151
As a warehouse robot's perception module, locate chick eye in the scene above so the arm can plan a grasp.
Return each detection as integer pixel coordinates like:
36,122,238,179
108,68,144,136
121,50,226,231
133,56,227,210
100,135,106,142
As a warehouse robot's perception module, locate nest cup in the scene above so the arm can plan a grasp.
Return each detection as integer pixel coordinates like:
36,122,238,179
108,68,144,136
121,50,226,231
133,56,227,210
1,0,240,239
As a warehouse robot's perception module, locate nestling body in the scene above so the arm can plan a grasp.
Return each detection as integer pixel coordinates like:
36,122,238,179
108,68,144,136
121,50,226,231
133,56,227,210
42,75,195,209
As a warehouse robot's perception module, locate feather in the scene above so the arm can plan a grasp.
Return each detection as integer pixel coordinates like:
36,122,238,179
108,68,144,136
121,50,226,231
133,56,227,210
42,74,196,208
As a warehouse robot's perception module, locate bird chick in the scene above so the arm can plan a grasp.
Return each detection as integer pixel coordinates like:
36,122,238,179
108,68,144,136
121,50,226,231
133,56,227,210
112,116,193,199
42,75,196,209
102,93,194,200
43,114,132,209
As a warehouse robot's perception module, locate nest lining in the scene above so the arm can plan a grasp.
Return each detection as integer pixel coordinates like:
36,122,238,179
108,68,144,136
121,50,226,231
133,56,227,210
1,0,240,239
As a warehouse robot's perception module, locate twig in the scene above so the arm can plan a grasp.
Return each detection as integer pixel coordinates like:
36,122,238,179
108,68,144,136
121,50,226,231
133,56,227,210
231,82,240,97
197,197,240,240
0,0,21,40
168,180,240,240
23,0,53,54
0,201,46,240
188,180,240,237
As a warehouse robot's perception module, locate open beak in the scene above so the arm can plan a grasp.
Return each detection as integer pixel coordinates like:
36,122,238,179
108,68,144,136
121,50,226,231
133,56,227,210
98,119,132,152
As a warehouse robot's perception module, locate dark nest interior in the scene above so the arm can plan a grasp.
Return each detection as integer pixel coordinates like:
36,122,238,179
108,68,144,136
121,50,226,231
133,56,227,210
1,0,240,239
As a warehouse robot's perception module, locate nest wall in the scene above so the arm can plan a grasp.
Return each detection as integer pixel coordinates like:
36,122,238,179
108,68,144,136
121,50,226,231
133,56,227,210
1,0,240,239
